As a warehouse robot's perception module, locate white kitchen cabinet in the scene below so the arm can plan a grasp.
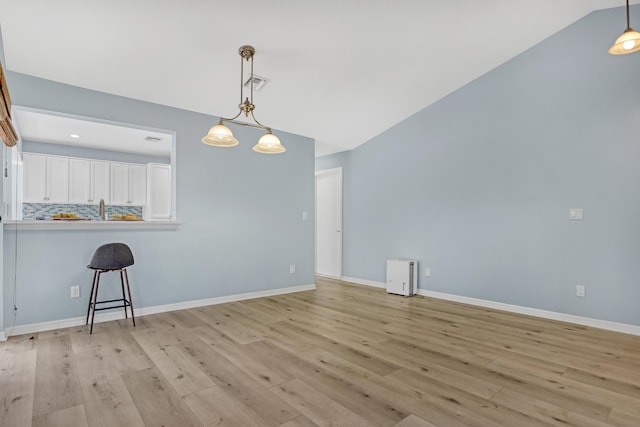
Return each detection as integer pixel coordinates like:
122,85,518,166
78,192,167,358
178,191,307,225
46,156,69,203
23,153,68,203
91,161,110,203
144,163,171,220
129,164,147,205
69,158,110,204
23,153,47,203
110,162,146,206
68,158,91,203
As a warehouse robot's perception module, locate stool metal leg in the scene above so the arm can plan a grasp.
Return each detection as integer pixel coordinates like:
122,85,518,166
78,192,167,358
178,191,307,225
89,271,102,334
124,269,136,327
120,270,128,319
86,270,98,325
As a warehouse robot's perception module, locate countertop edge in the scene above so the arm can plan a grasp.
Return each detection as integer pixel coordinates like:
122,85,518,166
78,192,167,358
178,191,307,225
2,220,182,230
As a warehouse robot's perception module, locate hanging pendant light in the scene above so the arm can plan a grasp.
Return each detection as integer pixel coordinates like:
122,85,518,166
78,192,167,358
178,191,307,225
201,45,285,153
609,0,640,55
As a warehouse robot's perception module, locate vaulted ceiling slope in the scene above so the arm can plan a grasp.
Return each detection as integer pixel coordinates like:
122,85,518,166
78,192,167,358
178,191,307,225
0,1,638,156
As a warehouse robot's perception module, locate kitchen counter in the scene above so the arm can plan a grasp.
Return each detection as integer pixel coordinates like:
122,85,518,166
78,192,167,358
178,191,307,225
2,220,181,230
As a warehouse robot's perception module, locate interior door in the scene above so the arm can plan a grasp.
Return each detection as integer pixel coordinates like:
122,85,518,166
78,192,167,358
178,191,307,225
315,167,342,278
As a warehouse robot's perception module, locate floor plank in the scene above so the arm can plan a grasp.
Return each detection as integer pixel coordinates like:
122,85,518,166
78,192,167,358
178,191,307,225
32,335,83,417
73,347,144,427
0,348,37,427
32,404,89,427
120,366,202,427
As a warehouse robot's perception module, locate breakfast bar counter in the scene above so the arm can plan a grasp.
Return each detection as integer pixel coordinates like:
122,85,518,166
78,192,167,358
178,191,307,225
2,220,181,230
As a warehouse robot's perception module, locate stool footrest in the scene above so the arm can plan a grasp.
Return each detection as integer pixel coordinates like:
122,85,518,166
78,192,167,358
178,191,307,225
91,298,131,306
91,299,132,312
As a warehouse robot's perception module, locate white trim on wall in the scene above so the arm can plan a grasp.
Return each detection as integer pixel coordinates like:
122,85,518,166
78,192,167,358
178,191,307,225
4,283,316,339
342,276,385,288
341,276,640,337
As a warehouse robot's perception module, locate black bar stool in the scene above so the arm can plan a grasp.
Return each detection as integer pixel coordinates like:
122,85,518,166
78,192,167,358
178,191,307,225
85,242,136,334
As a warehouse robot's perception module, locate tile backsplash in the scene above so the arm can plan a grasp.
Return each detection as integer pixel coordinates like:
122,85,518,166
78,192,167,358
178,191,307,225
23,203,142,220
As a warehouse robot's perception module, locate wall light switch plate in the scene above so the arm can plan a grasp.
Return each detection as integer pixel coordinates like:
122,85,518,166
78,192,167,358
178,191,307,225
289,264,296,274
70,286,80,298
302,211,309,221
569,208,583,220
576,285,585,297
424,267,431,277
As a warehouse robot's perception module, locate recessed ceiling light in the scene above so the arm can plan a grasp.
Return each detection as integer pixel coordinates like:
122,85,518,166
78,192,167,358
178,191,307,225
69,134,80,138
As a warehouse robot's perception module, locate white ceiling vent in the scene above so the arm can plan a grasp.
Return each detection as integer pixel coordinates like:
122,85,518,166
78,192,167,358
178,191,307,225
244,74,269,91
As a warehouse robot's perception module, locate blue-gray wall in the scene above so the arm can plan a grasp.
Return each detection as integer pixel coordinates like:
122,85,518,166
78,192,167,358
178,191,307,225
317,6,640,326
2,63,315,328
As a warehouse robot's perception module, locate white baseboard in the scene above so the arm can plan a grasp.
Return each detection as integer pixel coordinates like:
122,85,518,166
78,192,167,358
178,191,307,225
340,276,640,337
4,283,316,338
316,273,343,280
342,276,386,288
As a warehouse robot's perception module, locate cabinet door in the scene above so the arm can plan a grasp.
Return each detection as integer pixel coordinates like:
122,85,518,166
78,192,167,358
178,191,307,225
91,161,110,204
68,158,91,203
23,153,47,203
46,156,69,203
146,164,171,220
128,164,147,205
110,163,129,205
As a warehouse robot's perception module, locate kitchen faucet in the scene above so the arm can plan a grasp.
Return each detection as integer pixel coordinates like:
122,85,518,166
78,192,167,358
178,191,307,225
99,199,106,220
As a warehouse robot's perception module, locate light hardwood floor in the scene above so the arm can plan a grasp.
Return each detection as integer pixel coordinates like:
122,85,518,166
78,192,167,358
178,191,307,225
1,277,640,427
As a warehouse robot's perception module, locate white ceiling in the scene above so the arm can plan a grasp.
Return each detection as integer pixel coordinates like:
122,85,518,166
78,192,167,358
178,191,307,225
1,0,638,157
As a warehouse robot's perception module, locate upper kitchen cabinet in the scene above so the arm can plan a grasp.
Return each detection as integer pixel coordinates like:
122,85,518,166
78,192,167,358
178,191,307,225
23,153,69,203
110,162,147,206
145,163,171,220
69,158,110,204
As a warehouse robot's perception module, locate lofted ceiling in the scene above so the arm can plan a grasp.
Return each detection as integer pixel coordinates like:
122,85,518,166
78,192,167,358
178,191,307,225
0,0,638,157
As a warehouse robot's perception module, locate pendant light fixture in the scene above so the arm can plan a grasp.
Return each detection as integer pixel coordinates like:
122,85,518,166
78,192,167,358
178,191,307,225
201,45,285,154
609,0,640,55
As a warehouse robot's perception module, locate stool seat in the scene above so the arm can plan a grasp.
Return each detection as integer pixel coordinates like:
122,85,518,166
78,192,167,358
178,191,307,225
85,243,136,334
88,242,134,270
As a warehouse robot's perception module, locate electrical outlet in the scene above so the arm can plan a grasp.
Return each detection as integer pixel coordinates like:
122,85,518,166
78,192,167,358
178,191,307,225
576,285,585,297
289,264,296,274
425,267,431,277
70,285,80,298
569,208,583,220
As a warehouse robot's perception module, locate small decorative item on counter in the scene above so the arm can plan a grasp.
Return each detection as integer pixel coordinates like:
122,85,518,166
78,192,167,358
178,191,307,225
53,213,78,219
52,213,90,221
111,214,143,221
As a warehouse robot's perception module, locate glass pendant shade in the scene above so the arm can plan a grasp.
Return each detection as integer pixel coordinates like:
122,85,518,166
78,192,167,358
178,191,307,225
253,132,286,154
201,124,239,147
609,28,640,54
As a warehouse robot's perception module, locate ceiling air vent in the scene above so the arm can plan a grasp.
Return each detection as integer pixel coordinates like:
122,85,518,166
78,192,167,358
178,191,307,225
244,74,269,91
144,136,162,142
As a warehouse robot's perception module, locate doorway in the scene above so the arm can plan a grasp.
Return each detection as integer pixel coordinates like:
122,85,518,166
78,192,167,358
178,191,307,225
315,167,342,278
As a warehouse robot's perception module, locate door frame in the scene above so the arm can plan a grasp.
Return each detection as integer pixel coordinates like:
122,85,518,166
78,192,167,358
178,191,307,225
315,167,343,278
